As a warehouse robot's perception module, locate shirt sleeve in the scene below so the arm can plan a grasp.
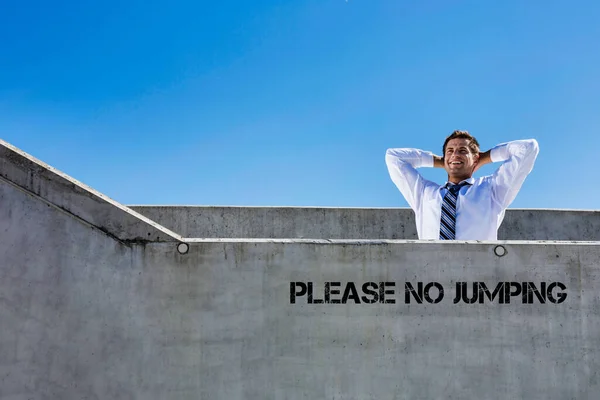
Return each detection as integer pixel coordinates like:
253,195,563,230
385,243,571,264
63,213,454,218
385,148,434,211
488,139,540,209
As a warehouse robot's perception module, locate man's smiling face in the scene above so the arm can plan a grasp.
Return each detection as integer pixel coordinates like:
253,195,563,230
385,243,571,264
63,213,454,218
444,138,478,180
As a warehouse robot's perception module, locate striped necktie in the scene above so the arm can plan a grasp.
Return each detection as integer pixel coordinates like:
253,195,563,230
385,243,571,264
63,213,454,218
439,182,470,240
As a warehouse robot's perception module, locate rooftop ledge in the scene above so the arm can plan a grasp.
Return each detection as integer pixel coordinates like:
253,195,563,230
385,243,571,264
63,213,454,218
128,204,600,213
2,138,599,243
0,138,182,243
181,238,600,245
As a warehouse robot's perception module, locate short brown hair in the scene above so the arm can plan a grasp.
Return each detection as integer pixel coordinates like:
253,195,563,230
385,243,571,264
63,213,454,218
442,130,480,155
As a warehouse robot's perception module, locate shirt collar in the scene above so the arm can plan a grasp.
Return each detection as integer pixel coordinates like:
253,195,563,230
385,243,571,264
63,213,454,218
439,177,475,191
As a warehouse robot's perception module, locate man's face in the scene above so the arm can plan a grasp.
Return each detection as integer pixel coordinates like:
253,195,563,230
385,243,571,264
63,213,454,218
444,138,478,178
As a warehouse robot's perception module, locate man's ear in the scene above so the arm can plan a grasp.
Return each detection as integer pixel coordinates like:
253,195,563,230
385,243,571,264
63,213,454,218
471,153,481,173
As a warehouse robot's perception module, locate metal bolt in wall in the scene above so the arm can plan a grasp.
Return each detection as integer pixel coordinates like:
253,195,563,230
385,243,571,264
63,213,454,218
494,245,507,257
177,242,189,254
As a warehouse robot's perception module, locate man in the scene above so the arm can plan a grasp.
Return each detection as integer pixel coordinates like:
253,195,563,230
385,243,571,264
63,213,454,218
385,130,539,240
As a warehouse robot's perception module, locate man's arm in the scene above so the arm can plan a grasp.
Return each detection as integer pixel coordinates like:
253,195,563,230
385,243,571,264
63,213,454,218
483,139,540,208
385,148,439,210
473,150,492,172
433,155,445,168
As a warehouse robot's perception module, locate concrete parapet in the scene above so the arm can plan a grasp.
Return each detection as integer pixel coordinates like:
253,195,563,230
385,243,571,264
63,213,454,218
0,139,182,243
131,205,600,241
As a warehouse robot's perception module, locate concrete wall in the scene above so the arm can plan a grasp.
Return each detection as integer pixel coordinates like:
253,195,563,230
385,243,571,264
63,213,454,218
3,177,600,399
0,139,182,243
3,139,600,399
130,205,600,241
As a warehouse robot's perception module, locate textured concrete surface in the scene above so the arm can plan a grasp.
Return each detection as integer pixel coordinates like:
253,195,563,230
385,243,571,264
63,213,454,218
0,139,182,242
3,138,600,399
129,206,418,239
3,177,600,399
130,205,600,240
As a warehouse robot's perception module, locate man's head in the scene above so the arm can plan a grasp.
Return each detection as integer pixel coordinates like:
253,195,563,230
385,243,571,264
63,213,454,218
442,130,480,183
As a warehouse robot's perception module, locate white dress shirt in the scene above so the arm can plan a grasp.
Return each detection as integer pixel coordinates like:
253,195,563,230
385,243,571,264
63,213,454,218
385,139,540,240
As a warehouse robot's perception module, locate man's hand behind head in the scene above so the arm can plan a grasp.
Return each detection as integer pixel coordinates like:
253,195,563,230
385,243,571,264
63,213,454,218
472,150,492,174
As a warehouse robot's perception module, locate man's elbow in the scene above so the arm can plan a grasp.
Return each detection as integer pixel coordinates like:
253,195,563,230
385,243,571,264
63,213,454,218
527,139,540,159
385,148,398,158
518,139,540,159
385,148,400,165
528,139,540,153
385,147,415,160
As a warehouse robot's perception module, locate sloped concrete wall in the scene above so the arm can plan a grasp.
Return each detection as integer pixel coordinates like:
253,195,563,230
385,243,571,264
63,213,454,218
3,179,600,399
131,206,600,241
0,139,182,243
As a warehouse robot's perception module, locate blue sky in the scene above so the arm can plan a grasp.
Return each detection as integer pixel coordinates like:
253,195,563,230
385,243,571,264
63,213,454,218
1,0,599,209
